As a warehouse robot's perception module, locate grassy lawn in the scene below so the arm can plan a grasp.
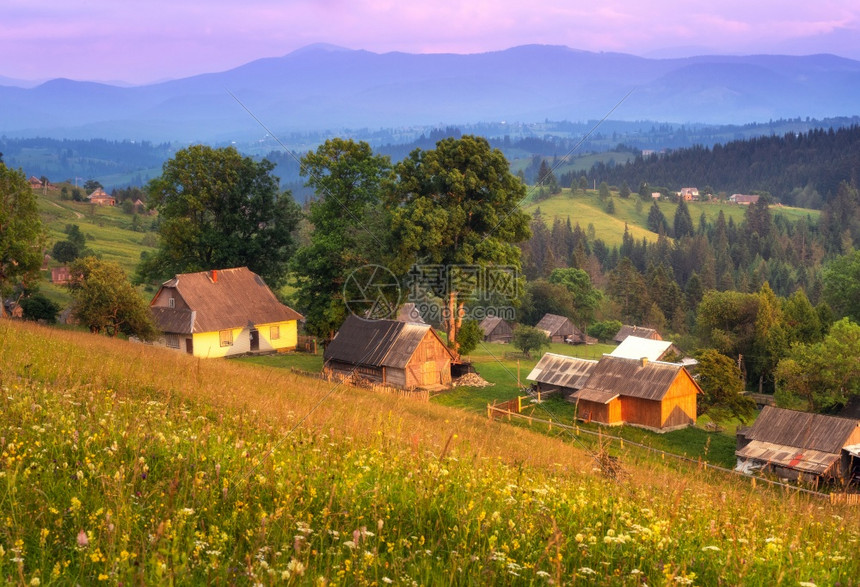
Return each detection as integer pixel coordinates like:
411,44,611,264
233,351,324,372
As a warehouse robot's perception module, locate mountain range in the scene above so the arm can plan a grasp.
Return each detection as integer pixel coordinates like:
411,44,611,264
2,44,860,142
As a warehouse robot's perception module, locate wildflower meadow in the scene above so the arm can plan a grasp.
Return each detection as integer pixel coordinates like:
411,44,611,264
1,320,857,585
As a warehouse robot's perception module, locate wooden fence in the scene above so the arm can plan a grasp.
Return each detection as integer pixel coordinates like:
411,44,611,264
830,493,860,506
296,335,318,354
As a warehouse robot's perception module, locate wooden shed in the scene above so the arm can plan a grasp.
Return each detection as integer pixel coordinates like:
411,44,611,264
324,315,455,390
526,353,597,398
479,316,514,343
535,313,586,344
613,325,662,343
570,356,701,431
735,406,860,484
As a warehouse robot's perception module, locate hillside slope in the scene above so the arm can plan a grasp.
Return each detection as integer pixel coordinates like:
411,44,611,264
0,320,856,584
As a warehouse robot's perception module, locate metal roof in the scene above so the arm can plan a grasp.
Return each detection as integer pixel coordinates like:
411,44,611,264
324,315,455,369
574,355,696,402
743,406,860,454
150,267,303,334
610,336,673,361
571,388,619,404
526,353,597,389
735,440,839,475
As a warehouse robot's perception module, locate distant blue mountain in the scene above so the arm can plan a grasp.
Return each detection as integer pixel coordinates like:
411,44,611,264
1,45,859,142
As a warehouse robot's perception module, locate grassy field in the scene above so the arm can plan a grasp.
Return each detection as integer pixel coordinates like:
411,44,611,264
522,189,820,247
2,320,857,585
34,185,159,307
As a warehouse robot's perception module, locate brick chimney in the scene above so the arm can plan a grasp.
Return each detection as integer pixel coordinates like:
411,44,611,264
211,269,218,283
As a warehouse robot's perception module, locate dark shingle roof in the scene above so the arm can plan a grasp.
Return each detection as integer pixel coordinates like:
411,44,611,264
151,267,302,334
573,356,696,402
324,315,454,369
479,316,511,336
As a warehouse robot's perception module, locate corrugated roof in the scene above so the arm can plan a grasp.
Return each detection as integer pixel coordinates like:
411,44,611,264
150,267,302,334
575,355,693,401
150,307,195,334
526,353,597,389
736,440,839,475
610,336,673,361
614,325,660,343
324,315,454,369
744,406,860,454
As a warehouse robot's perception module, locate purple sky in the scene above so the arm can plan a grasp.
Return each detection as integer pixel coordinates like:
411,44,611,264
3,0,860,84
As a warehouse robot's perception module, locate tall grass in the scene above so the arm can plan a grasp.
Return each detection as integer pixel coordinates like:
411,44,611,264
1,320,857,585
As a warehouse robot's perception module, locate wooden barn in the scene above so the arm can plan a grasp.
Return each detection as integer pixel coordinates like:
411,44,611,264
735,406,860,484
526,353,598,398
569,356,701,431
149,267,302,358
324,315,455,390
479,316,514,343
613,325,662,343
535,313,586,344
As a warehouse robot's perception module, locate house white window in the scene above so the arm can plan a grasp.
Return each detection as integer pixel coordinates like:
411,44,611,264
165,334,179,349
270,325,280,340
168,297,175,308
219,329,233,347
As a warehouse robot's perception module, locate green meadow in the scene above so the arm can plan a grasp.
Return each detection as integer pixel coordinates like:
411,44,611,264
2,320,857,585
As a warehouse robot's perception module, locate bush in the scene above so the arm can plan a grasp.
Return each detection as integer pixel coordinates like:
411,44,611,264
512,325,550,358
587,319,623,342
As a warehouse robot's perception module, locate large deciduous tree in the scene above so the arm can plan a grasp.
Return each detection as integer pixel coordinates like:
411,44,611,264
69,257,158,341
290,139,391,338
0,163,44,315
387,136,530,351
138,145,301,288
512,325,550,359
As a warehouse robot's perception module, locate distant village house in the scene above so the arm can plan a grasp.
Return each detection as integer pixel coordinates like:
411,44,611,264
729,194,760,205
51,266,72,285
613,325,662,343
535,313,587,344
679,187,699,201
87,188,116,206
479,316,514,343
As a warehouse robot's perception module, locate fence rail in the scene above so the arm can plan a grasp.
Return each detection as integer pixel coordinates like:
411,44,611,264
485,403,848,501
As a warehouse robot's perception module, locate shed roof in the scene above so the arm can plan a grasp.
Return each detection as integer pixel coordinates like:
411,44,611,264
479,316,510,335
324,315,454,369
610,336,673,361
613,325,660,343
735,440,840,475
526,353,597,390
743,406,860,455
572,355,697,402
150,267,302,334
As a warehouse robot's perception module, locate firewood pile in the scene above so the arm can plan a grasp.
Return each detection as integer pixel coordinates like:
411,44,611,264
452,372,494,388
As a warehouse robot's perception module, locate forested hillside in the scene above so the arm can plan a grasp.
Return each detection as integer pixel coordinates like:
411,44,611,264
587,125,860,208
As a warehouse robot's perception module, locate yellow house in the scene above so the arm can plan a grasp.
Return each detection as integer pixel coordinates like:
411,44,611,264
149,267,303,358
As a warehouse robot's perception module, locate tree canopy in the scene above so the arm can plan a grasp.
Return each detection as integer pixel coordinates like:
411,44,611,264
822,249,860,323
695,349,756,425
387,135,530,350
69,257,158,341
290,138,391,338
512,325,550,359
0,163,44,312
138,145,301,288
